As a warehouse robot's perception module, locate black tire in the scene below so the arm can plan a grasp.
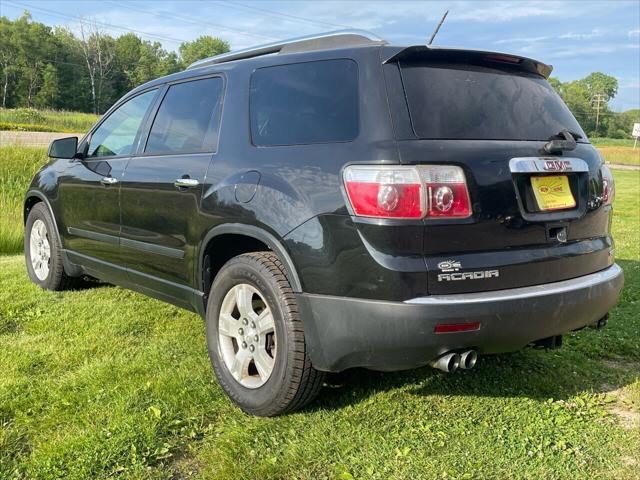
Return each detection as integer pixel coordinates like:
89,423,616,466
24,202,78,291
206,252,324,416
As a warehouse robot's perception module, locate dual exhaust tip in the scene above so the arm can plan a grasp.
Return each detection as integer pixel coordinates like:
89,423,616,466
430,350,477,373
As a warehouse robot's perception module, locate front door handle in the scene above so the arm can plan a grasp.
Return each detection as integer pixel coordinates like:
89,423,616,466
174,178,200,188
100,176,118,186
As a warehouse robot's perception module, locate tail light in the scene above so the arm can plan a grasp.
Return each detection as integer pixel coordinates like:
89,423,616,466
343,165,471,219
600,164,615,205
421,165,472,218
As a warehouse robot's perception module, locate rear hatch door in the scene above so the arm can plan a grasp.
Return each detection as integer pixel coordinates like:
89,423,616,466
385,49,613,294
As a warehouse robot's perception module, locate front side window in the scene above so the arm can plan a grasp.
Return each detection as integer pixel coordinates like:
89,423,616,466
145,77,224,155
87,90,157,158
250,59,359,146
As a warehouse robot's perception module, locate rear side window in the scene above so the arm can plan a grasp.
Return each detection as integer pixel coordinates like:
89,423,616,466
400,62,585,141
250,59,359,146
145,77,224,155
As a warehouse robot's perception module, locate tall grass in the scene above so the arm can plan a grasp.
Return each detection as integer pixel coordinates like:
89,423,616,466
0,146,49,254
0,108,98,134
597,146,640,166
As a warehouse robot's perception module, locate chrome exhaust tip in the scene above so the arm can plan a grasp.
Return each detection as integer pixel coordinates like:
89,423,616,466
459,350,478,369
430,352,461,373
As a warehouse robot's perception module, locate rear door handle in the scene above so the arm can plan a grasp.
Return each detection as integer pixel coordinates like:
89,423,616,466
100,176,118,186
174,178,199,188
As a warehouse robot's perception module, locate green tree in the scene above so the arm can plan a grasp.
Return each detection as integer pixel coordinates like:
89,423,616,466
1,12,229,112
35,64,59,108
580,72,618,102
607,109,640,139
552,72,620,137
179,36,230,68
0,16,18,108
548,76,562,94
11,12,56,107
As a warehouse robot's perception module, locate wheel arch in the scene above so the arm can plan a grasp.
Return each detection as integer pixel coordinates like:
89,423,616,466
24,190,83,277
24,190,59,236
198,224,303,301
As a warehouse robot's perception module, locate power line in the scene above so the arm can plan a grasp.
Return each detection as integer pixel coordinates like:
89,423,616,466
5,0,190,44
106,0,277,42
220,0,353,30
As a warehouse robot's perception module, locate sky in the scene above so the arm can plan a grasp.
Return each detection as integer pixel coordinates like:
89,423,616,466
2,0,639,111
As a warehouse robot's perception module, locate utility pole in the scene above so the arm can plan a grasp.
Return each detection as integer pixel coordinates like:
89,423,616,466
591,92,606,137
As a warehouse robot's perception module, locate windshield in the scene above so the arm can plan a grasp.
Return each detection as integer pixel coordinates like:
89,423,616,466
400,62,586,141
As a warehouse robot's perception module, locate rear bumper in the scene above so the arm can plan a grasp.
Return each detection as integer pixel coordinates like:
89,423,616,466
296,264,624,372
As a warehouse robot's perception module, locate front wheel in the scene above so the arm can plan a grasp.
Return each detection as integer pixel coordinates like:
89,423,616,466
24,202,77,290
206,252,324,416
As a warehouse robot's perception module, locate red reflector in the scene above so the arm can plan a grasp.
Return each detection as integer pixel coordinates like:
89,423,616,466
434,322,481,333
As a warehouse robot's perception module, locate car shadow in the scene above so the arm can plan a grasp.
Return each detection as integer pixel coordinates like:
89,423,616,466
304,258,639,413
68,276,113,291
307,349,639,414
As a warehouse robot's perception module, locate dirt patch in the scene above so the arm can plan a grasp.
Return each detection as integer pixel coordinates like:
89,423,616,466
599,360,640,429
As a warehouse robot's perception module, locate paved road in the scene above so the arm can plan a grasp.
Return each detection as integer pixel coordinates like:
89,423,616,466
1,131,82,147
608,163,640,171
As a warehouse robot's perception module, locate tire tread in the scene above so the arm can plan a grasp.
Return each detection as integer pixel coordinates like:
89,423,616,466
209,251,324,416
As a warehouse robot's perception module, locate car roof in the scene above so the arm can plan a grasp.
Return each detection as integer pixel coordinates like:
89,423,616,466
127,30,552,98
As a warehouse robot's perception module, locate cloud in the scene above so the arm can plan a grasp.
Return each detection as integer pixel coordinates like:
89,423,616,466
543,43,640,58
452,2,561,22
494,35,552,45
629,29,640,37
559,29,603,39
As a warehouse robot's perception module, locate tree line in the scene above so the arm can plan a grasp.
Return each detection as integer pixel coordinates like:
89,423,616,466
0,12,229,114
1,12,638,137
548,73,638,139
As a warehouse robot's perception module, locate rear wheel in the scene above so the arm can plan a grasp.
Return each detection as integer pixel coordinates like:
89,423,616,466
24,203,77,291
206,252,324,416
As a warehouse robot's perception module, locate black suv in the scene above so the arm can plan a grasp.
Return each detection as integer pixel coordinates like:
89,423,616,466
25,31,624,416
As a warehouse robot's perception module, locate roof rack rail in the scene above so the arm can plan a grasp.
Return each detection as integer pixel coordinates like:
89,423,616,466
187,30,387,69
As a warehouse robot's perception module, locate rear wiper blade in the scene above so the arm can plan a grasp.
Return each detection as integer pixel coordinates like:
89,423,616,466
565,130,583,140
543,129,578,154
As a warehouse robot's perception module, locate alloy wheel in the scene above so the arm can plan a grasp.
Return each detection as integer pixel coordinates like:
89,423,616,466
30,219,51,281
218,283,277,388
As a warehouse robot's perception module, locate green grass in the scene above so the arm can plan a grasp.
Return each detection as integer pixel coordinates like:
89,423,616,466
0,147,49,254
0,108,98,134
592,138,638,148
0,150,639,478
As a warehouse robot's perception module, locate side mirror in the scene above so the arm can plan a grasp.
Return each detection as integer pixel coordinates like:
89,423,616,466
48,137,79,159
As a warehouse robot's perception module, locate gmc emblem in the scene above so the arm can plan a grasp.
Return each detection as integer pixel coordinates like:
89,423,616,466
543,160,572,171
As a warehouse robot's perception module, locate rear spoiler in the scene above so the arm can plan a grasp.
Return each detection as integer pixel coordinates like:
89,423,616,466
382,45,553,78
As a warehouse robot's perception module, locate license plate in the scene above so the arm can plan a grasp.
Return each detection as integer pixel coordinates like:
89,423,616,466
531,175,576,211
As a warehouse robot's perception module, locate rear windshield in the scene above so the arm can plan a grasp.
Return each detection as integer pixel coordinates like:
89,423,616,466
400,62,586,141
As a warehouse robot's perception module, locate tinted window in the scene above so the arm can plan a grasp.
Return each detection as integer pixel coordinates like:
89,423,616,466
250,59,359,146
87,90,156,158
400,62,585,141
145,77,224,154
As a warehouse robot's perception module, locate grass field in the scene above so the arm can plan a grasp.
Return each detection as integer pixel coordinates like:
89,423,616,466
0,147,49,254
0,148,639,479
596,146,640,166
592,138,638,148
0,108,98,134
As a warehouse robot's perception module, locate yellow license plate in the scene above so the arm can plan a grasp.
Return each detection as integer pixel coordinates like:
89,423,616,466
531,175,576,211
